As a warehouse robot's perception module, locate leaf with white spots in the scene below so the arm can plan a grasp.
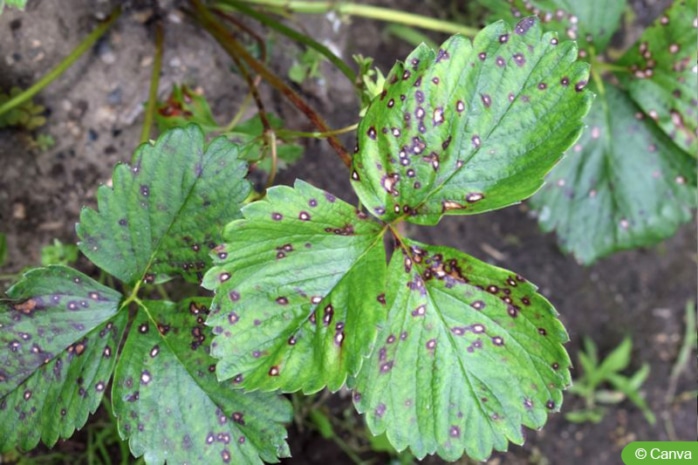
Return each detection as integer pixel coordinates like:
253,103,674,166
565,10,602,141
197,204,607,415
351,239,570,461
351,18,592,226
113,299,291,465
481,0,625,54
77,125,252,285
203,180,387,393
616,0,698,156
0,266,125,452
531,83,696,264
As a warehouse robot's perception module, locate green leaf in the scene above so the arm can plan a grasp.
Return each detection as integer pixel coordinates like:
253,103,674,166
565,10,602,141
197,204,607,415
531,83,696,264
351,18,592,226
0,87,47,130
615,0,698,156
308,408,335,439
229,114,303,173
0,0,27,14
76,125,251,285
0,266,125,452
0,233,7,267
203,180,387,393
565,408,605,423
596,336,631,377
351,239,570,461
113,299,291,464
607,371,656,425
41,239,79,266
155,85,220,133
481,0,625,54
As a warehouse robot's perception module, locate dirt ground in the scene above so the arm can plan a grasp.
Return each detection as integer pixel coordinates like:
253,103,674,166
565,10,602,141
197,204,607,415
0,1,695,464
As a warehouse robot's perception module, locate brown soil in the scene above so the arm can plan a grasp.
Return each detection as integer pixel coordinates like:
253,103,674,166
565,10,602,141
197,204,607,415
0,1,695,464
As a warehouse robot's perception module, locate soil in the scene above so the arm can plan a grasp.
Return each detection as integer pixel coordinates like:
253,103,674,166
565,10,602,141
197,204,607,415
0,1,695,465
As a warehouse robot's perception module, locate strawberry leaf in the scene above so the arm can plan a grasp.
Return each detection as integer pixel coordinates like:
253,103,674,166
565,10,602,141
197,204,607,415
351,18,592,226
156,85,220,133
616,0,698,156
0,266,125,452
76,125,251,285
481,0,625,54
351,239,570,461
531,82,696,264
113,299,291,465
203,180,387,393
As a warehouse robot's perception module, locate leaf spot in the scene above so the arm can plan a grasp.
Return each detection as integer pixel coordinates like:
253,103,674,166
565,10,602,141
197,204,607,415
492,336,504,346
481,94,492,108
268,365,280,376
150,345,160,357
515,17,536,34
411,305,426,317
450,425,461,438
141,370,152,385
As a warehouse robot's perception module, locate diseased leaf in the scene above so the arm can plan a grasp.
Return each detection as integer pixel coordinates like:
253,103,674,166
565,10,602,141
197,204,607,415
113,299,291,465
351,18,591,226
203,180,387,393
616,0,698,155
351,239,570,461
531,83,696,264
0,266,122,397
481,0,625,53
0,266,125,452
77,125,251,285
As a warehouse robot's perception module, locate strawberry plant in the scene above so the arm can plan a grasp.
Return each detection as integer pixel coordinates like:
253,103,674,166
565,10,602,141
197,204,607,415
482,0,697,264
1,12,593,462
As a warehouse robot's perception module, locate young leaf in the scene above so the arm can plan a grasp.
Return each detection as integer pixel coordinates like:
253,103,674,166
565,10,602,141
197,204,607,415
351,18,592,226
113,299,291,465
0,266,125,452
76,125,251,285
615,0,698,156
480,0,625,54
351,239,570,461
156,85,220,133
229,114,303,173
203,180,387,394
531,83,696,264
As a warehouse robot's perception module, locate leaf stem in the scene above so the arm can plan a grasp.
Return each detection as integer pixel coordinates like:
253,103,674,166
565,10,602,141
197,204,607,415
140,21,165,144
592,60,629,74
0,7,122,120
214,0,357,85
235,0,478,37
265,129,279,189
221,91,255,132
188,0,352,167
276,122,357,139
